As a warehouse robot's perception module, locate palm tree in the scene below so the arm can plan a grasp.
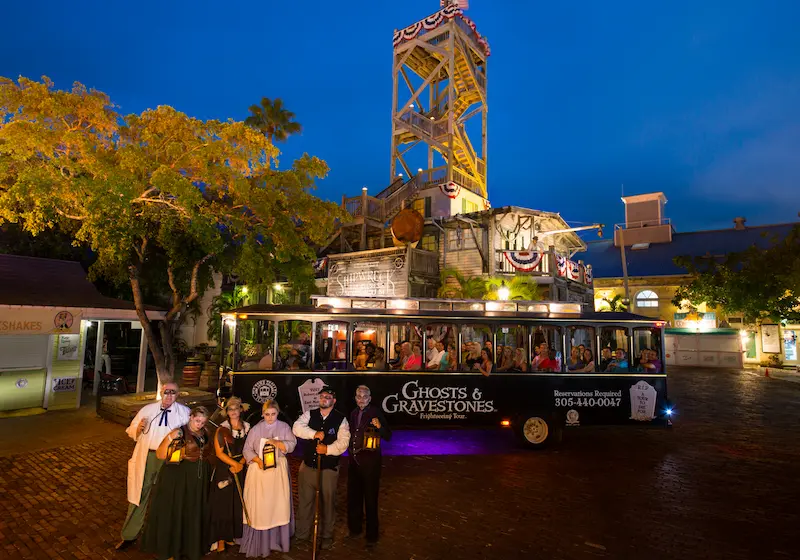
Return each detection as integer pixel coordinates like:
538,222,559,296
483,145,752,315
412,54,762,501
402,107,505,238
438,268,488,299
600,294,628,312
206,286,249,344
485,275,543,301
245,97,302,143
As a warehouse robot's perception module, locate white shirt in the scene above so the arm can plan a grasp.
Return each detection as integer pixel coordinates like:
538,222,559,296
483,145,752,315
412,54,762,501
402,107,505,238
125,400,190,505
427,349,445,368
126,401,190,450
292,409,350,457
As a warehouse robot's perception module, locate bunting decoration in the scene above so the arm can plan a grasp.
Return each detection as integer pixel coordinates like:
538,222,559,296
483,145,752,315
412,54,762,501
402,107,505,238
313,257,328,274
503,251,542,272
567,260,581,281
439,181,461,199
392,6,491,56
556,255,567,277
584,265,593,285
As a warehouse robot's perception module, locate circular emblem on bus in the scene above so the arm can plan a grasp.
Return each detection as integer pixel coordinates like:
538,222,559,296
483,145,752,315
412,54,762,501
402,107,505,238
54,311,73,330
566,409,580,426
252,379,278,404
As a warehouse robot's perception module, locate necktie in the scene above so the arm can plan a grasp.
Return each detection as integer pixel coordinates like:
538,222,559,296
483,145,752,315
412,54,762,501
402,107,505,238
158,408,171,427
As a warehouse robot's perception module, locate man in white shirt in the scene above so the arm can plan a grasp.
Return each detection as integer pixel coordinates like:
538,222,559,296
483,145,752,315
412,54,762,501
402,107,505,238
426,341,445,370
293,386,350,550
116,382,190,550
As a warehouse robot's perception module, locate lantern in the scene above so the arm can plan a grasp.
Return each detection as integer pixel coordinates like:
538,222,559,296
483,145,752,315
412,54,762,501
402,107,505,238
166,433,185,465
363,425,381,450
261,441,276,469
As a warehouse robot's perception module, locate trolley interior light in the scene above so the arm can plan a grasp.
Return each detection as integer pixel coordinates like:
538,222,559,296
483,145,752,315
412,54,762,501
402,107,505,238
500,419,511,427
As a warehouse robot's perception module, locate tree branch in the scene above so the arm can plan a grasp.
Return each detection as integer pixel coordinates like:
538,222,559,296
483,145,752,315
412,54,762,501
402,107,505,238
133,237,148,263
54,207,86,220
131,196,191,219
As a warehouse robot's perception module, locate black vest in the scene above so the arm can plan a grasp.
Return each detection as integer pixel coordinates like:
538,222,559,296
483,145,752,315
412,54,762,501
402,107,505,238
303,407,346,470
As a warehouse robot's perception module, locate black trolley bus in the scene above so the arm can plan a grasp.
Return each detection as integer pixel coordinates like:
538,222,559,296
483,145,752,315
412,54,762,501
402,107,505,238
218,296,671,448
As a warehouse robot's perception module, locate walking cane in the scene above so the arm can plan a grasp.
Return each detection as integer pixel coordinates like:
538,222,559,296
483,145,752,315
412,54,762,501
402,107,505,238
311,438,323,559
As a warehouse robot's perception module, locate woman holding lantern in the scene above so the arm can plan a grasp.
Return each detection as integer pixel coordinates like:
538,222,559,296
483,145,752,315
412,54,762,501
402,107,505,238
238,399,297,557
141,405,213,560
207,396,251,553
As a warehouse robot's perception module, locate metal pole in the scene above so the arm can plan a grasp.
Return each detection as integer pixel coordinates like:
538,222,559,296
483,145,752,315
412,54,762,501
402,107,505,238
312,440,323,559
619,228,631,308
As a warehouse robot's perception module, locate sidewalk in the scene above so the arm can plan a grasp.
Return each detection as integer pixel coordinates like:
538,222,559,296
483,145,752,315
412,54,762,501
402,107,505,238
0,394,122,457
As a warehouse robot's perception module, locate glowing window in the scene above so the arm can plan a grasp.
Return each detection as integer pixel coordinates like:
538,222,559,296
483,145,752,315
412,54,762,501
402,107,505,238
636,290,659,308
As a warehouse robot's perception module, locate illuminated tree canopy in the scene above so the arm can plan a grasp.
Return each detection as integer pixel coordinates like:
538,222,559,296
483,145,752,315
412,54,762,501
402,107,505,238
0,76,346,381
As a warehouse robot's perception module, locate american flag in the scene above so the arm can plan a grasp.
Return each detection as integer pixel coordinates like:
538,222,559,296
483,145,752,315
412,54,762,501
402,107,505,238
441,0,469,9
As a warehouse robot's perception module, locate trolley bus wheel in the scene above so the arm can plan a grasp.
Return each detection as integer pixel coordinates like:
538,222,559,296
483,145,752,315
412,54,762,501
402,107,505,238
517,413,561,449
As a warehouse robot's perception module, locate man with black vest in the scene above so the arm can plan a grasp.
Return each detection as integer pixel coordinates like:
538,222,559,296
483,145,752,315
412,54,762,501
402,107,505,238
292,386,350,550
347,385,391,549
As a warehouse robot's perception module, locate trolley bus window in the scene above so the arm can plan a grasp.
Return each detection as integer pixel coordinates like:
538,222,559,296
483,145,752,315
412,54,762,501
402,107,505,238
275,320,312,371
221,319,235,370
237,319,276,371
632,327,663,373
566,326,596,373
496,325,528,372
425,323,457,371
315,321,348,371
531,326,563,372
389,322,423,371
352,321,387,371
599,327,630,372
461,324,492,372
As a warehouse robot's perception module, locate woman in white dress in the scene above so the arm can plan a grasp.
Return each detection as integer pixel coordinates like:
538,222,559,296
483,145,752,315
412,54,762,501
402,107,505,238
238,400,297,557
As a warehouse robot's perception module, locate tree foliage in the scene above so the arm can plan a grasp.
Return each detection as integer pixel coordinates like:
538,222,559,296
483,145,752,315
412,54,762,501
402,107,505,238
245,97,302,144
0,76,346,382
672,225,800,323
599,294,627,312
437,268,544,301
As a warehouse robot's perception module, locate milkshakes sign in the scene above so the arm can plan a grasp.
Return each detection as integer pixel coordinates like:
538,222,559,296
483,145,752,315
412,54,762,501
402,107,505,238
382,380,496,421
0,308,81,335
327,252,408,298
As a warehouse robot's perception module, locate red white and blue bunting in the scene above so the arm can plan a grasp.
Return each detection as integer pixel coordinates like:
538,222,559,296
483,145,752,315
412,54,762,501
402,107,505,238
567,260,581,281
313,257,328,274
503,251,542,272
439,181,461,199
393,7,491,56
584,265,593,285
556,255,567,277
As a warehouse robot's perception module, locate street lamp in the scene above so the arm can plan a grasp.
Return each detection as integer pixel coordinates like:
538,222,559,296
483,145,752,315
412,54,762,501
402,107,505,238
498,281,510,301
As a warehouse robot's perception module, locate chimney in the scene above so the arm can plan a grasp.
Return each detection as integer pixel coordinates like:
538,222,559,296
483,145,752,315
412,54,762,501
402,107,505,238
733,217,747,230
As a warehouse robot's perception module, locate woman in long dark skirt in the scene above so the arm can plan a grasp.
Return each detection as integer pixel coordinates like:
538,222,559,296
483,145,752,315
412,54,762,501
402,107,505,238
141,405,213,560
207,397,250,553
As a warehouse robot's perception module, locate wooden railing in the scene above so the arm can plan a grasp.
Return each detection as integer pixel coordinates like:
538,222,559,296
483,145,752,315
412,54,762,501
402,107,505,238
397,109,448,140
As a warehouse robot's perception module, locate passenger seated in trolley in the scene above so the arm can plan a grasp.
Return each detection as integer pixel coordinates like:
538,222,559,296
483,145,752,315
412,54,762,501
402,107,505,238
605,349,629,372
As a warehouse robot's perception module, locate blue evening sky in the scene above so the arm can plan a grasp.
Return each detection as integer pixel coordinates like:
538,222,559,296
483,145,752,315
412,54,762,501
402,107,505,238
3,0,799,232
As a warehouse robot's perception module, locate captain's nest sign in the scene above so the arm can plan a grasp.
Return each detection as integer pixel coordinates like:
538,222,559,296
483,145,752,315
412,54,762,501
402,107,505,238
327,253,407,298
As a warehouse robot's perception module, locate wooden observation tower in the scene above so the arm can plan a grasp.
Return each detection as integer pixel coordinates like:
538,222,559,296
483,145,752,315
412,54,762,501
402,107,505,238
389,0,490,207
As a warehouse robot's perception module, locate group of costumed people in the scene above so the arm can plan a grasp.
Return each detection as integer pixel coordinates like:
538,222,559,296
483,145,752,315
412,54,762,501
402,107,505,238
116,382,390,559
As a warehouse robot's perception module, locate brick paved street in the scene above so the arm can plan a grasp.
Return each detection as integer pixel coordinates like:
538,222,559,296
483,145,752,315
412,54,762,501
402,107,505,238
1,367,798,560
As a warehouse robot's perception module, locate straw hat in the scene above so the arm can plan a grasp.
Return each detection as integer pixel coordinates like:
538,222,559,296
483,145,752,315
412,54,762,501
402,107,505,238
220,396,250,417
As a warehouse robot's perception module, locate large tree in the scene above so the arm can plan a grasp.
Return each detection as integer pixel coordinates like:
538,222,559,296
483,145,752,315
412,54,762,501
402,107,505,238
672,225,800,324
0,76,346,383
245,97,302,144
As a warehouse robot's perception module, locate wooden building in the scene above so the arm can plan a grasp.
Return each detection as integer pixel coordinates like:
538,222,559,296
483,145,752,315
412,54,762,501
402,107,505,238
316,2,598,308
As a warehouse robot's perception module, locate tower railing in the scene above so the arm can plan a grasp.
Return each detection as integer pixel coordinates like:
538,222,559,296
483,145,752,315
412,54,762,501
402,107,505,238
398,109,448,140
